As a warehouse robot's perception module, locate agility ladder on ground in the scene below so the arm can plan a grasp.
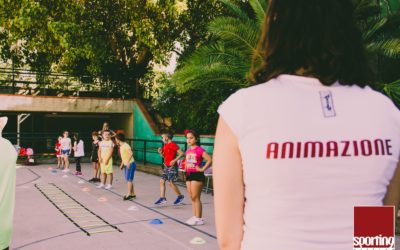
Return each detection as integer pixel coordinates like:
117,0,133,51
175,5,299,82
35,183,122,236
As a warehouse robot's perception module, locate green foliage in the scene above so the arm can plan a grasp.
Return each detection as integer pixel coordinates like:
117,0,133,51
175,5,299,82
355,0,400,103
159,0,267,133
161,0,400,133
0,0,187,97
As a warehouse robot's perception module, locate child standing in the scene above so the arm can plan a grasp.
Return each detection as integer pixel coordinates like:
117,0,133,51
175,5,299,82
116,133,137,200
154,132,185,205
89,131,101,182
97,130,114,189
60,131,72,172
184,130,212,226
55,136,63,168
73,133,84,176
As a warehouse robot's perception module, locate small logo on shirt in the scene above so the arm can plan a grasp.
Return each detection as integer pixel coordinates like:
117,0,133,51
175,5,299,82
353,206,394,250
319,90,336,117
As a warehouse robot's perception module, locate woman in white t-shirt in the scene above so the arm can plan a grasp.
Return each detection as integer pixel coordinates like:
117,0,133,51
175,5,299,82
213,1,400,250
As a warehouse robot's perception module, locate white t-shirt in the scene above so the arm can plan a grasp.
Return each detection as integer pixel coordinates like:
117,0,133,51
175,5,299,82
74,140,84,157
60,137,71,150
0,136,17,249
218,74,400,250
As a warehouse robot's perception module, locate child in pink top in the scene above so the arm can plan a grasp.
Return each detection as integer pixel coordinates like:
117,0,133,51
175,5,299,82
183,130,212,226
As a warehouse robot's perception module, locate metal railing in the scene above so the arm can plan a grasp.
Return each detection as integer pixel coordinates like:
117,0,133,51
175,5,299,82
3,133,214,167
0,67,132,98
129,139,214,166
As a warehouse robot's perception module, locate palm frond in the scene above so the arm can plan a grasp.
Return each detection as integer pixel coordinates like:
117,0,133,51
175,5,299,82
354,0,380,21
258,0,268,12
366,38,400,58
208,17,260,55
220,0,251,23
362,16,388,41
249,0,267,26
382,79,400,107
173,43,250,92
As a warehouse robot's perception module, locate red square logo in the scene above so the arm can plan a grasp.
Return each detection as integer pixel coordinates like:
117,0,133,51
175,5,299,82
354,206,395,250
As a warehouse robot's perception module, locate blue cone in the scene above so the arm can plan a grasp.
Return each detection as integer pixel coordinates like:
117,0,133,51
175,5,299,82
149,219,163,225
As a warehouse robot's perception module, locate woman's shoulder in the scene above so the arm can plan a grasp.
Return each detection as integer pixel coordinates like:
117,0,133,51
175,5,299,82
222,79,280,104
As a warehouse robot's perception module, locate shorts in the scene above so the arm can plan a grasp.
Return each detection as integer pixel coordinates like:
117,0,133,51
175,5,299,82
161,167,178,182
91,157,99,163
100,159,113,174
61,149,70,156
56,154,62,158
124,161,136,182
186,172,205,182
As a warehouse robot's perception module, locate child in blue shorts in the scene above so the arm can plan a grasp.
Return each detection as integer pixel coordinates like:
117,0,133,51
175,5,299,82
116,133,136,201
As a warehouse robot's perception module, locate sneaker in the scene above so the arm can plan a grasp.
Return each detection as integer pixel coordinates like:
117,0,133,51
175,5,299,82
88,178,96,183
95,178,101,182
154,197,167,205
173,195,184,205
97,183,105,189
123,195,136,201
105,184,112,189
62,169,70,173
77,172,82,176
185,216,197,224
187,217,204,226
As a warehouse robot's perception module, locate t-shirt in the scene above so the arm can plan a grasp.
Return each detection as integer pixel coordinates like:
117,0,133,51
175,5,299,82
185,146,205,174
99,140,114,160
120,143,134,166
0,137,17,249
91,140,99,160
217,74,400,250
74,140,84,157
60,137,71,150
55,142,61,156
162,142,179,167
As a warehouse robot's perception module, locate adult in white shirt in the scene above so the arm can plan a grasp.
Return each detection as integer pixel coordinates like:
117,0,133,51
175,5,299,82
213,1,400,250
0,117,17,250
60,131,72,172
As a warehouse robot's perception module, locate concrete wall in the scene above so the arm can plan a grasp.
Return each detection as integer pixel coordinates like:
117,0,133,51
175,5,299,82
0,94,134,113
132,100,215,165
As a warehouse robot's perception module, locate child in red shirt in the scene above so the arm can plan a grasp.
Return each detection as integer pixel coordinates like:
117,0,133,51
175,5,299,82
55,136,63,168
154,132,185,205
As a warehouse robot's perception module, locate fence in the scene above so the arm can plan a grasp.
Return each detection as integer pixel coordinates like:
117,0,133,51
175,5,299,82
3,133,214,167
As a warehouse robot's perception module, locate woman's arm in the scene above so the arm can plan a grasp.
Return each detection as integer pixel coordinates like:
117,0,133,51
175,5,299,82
213,117,244,250
199,151,212,171
383,160,400,214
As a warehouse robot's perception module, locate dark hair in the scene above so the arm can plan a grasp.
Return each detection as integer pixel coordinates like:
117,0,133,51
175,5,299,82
185,129,200,145
116,133,126,142
161,131,173,140
73,133,80,142
92,131,98,136
250,0,372,87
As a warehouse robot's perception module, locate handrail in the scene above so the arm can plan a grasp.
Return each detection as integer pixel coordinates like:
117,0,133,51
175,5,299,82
3,134,214,166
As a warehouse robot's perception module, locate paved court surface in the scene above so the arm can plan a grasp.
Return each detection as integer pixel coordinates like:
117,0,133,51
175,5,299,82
11,163,218,250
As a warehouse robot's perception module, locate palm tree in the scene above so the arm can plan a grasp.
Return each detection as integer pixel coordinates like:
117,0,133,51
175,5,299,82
173,0,400,106
172,0,267,93
355,0,400,105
